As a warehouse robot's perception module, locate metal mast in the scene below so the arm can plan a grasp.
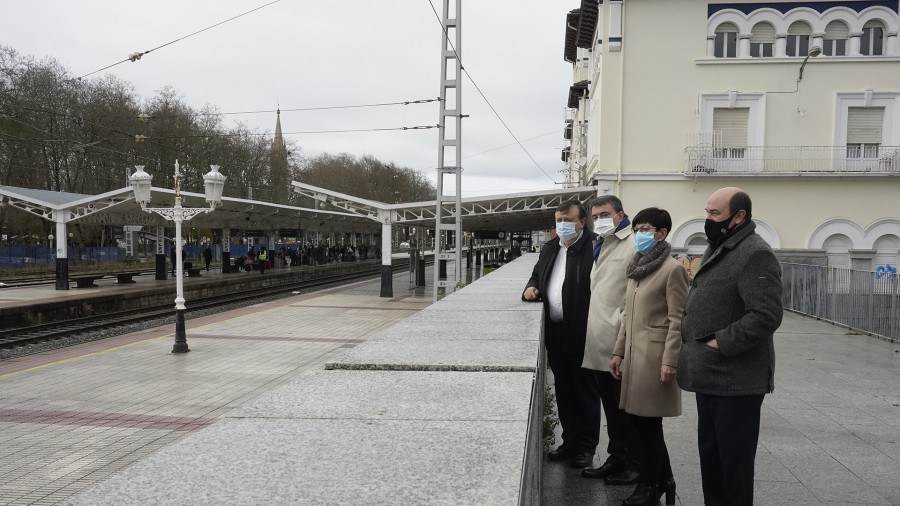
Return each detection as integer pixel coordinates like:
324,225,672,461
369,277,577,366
434,0,463,301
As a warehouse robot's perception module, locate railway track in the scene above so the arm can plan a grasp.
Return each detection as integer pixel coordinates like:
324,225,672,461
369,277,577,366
0,259,431,351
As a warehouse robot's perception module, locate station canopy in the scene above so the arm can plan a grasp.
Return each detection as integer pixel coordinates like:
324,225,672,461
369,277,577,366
0,182,599,235
291,181,598,232
0,184,377,235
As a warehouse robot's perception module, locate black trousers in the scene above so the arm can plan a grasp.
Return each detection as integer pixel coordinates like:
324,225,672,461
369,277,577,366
545,322,601,453
597,372,642,471
696,393,765,506
629,414,672,485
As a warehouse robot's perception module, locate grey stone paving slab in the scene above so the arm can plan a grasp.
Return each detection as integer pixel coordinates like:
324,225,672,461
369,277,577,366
326,337,539,371
230,369,533,421
369,314,540,342
404,308,542,326
426,297,541,312
66,418,527,506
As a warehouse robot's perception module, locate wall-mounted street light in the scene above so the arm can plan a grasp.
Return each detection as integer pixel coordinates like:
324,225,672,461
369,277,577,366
130,160,226,353
797,46,822,83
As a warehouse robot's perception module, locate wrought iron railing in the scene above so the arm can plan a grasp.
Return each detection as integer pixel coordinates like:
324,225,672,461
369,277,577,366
781,263,899,343
684,145,900,174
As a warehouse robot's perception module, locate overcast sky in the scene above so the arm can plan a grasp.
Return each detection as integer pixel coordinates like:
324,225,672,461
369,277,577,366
2,0,574,197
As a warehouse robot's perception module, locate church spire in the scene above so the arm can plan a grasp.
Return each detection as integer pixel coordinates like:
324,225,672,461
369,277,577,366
269,107,289,203
273,107,284,147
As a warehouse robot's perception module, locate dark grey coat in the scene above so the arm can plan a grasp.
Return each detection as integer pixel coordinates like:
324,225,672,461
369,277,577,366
677,221,783,396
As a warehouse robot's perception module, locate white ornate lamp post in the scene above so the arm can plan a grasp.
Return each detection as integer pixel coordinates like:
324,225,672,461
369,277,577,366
130,160,226,353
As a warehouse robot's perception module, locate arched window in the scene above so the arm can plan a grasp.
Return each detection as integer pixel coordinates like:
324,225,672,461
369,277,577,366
749,22,776,57
823,20,849,56
714,22,738,58
861,20,885,55
786,21,812,57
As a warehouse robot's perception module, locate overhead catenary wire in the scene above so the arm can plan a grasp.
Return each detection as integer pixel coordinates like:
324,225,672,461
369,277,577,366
424,0,558,185
73,0,281,81
149,124,440,139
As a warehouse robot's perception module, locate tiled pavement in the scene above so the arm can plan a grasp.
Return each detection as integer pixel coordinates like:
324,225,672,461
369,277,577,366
0,269,432,506
543,312,900,505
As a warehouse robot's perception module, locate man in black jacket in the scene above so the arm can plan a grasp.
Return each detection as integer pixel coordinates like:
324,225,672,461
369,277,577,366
523,199,599,468
678,187,783,506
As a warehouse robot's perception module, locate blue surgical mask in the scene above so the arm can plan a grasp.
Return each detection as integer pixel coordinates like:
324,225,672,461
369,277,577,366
556,221,578,243
633,231,657,255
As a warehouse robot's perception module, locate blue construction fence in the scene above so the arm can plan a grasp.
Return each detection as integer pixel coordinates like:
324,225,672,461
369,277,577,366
0,246,120,266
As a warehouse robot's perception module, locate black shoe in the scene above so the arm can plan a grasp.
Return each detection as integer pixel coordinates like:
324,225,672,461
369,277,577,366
659,477,676,505
581,461,624,479
622,483,660,505
570,451,594,468
605,469,641,486
547,445,574,461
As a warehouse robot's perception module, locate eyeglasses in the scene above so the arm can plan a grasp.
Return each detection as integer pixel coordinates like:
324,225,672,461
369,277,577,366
632,226,657,233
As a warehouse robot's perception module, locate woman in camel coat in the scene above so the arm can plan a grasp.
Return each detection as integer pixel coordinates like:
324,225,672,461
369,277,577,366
610,207,689,506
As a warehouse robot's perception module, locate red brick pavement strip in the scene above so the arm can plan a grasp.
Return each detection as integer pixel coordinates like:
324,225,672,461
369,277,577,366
0,408,216,432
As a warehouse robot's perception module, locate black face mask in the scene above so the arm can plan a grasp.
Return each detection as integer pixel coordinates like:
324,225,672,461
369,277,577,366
704,213,734,243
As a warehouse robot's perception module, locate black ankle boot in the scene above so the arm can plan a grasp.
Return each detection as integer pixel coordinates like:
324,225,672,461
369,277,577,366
659,477,676,505
622,483,660,505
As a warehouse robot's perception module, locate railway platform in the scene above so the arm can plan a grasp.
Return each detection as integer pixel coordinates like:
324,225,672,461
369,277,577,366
0,266,435,505
0,255,429,338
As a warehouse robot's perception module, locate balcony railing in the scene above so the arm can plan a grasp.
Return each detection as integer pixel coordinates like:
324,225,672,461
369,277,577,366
684,145,900,175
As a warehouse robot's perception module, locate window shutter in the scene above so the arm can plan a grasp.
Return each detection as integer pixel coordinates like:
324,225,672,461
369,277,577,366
713,108,749,147
847,107,884,144
788,21,812,36
750,23,776,43
825,20,850,40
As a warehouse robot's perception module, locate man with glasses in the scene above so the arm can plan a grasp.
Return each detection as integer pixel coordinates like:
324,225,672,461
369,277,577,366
523,199,597,468
580,196,643,485
678,187,783,506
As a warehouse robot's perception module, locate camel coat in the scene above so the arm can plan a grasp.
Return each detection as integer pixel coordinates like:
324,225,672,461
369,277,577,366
613,254,689,418
583,227,635,371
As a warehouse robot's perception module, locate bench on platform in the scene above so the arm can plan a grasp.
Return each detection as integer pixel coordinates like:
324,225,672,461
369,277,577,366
111,271,141,284
70,275,105,288
186,268,202,277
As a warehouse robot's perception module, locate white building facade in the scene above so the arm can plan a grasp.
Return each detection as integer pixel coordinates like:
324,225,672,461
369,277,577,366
562,0,900,272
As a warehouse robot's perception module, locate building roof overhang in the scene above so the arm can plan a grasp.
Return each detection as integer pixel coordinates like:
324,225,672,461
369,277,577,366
568,80,589,108
564,9,580,63
576,0,599,49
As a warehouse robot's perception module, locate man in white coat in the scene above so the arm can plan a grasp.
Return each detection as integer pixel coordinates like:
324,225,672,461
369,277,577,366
580,195,643,485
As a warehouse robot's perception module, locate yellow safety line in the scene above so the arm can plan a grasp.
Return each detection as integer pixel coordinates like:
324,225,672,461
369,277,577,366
0,333,172,378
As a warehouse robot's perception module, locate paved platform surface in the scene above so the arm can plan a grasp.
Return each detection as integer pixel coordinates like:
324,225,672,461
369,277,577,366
62,258,540,506
543,312,900,506
0,268,433,506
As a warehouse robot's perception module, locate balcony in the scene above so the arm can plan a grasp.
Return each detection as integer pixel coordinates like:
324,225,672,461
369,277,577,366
684,145,900,175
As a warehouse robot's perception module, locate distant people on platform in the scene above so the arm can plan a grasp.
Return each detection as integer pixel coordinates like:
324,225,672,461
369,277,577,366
257,248,269,274
169,244,176,276
580,195,643,489
234,255,247,272
203,246,213,271
677,187,783,506
522,199,599,469
609,207,688,506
